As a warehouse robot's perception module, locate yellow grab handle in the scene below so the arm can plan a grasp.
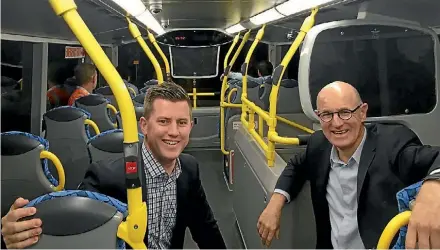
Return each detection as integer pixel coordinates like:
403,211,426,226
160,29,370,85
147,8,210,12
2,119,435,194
40,150,65,191
227,88,238,103
49,0,146,248
224,33,240,69
126,17,164,84
377,211,411,249
128,87,136,96
147,30,171,81
106,104,119,128
85,119,101,135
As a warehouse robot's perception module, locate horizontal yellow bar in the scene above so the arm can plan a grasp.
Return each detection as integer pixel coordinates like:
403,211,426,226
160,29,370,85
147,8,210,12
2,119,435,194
221,102,242,108
269,134,299,145
242,98,270,121
275,115,314,134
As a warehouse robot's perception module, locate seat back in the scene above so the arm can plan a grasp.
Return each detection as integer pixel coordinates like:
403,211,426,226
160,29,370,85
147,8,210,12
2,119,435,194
272,79,313,139
259,77,273,110
24,190,127,249
124,79,139,96
140,79,158,93
95,86,118,109
75,94,117,136
133,93,146,107
1,132,58,217
87,129,144,164
43,106,92,190
116,106,144,131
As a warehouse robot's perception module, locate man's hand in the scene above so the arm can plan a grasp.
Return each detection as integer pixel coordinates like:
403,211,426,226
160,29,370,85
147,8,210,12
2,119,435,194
405,180,440,249
1,198,42,249
257,193,285,247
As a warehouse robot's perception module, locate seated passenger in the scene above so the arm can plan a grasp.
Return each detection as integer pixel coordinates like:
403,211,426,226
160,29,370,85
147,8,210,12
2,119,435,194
67,63,97,106
222,60,274,85
257,81,440,249
1,82,227,249
46,64,71,108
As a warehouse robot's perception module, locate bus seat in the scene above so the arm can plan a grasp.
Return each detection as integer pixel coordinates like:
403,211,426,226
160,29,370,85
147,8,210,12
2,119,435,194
87,129,144,164
392,181,422,249
123,79,139,95
224,78,263,149
1,131,59,217
115,107,144,131
259,77,273,110
273,79,313,139
95,86,118,109
75,94,118,136
23,190,127,249
133,93,146,107
43,106,93,190
140,79,158,93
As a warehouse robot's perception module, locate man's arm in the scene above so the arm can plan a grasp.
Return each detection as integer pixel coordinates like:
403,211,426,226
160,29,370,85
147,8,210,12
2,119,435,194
393,126,440,184
188,163,226,249
273,149,309,203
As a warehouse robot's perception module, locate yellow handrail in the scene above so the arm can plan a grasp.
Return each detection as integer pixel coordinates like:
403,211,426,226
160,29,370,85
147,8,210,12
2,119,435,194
224,33,240,69
147,30,171,81
377,211,411,249
220,30,251,155
188,89,216,108
85,119,101,135
126,17,164,85
240,8,318,167
40,150,65,191
128,87,136,96
275,115,314,134
48,1,146,249
106,104,119,128
227,88,238,103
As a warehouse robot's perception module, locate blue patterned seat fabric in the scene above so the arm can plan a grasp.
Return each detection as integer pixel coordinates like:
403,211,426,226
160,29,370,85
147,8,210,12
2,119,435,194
392,181,422,249
1,131,59,187
48,106,93,139
25,190,129,249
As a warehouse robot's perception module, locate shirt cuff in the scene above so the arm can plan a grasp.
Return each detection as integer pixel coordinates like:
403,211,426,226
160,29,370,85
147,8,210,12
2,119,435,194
274,189,291,203
429,168,440,175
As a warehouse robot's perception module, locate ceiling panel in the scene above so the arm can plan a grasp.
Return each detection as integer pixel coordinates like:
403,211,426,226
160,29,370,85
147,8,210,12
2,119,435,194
142,0,287,29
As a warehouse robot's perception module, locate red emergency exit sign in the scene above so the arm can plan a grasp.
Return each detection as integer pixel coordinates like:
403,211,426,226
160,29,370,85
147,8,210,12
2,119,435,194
65,46,86,59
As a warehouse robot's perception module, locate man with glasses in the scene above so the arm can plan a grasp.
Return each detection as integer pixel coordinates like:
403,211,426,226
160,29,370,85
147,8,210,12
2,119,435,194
256,81,440,249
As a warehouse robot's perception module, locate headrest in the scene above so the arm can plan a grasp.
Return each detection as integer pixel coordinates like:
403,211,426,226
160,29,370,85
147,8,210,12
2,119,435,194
234,78,260,88
44,106,90,122
76,94,109,106
135,106,144,120
144,79,158,86
1,131,48,155
95,86,113,95
263,76,273,85
88,129,144,152
133,93,145,104
64,77,77,86
280,79,298,88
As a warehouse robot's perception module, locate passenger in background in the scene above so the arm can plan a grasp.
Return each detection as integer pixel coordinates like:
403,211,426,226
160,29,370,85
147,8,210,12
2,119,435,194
46,63,71,108
221,60,274,85
1,82,227,249
67,63,97,106
257,81,440,249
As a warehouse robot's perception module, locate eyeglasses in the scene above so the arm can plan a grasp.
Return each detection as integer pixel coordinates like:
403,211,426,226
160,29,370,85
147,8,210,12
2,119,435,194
316,104,362,122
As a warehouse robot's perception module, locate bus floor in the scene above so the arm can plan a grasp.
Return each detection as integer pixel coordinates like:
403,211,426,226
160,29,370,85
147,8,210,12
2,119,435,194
183,148,245,249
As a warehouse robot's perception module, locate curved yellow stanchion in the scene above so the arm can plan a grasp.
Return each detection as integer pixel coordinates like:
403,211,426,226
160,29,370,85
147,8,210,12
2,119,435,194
224,34,240,70
265,8,318,166
147,30,171,81
227,88,238,103
106,104,119,128
220,30,251,155
48,1,146,249
126,17,164,84
240,24,266,150
40,150,65,191
128,87,136,96
85,119,101,135
377,211,411,249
